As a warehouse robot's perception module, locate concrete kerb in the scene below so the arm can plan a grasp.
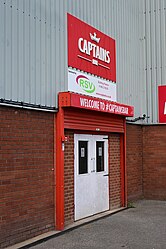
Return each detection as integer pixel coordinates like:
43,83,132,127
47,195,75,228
5,207,126,249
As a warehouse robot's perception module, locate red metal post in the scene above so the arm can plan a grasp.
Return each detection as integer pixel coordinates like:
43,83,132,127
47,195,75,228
120,133,125,207
120,119,127,207
124,120,127,207
55,106,65,230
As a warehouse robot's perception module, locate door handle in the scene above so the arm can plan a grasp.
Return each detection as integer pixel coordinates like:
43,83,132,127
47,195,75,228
103,174,109,176
91,158,95,173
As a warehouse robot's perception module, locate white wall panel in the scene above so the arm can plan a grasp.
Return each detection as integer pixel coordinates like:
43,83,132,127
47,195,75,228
144,0,166,123
0,1,5,98
0,0,166,123
0,0,144,111
160,0,166,86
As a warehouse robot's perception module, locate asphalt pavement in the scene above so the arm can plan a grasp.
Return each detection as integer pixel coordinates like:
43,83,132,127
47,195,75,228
30,200,166,249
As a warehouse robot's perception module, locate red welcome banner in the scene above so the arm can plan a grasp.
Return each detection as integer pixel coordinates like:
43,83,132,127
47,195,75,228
59,92,134,117
68,13,116,82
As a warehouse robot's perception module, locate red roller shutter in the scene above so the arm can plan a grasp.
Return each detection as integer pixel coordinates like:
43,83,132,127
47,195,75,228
64,108,125,133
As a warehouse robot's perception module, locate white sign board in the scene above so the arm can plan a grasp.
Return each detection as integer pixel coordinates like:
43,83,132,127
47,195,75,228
68,69,116,102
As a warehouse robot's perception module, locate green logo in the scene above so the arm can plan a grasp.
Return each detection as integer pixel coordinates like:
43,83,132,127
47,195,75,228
76,75,96,93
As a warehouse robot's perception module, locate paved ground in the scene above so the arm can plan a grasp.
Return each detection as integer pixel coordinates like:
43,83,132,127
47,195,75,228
30,200,166,249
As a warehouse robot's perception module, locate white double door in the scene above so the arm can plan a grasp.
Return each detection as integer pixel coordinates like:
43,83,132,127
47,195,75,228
74,134,109,221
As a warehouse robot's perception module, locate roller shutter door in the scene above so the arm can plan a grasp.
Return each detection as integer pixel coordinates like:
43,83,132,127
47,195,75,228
64,108,124,133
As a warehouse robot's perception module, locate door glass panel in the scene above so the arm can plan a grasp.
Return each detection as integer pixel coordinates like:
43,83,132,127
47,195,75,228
79,141,88,174
96,141,104,172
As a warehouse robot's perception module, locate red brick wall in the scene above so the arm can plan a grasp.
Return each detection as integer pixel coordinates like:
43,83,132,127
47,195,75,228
126,124,166,201
143,125,166,200
0,107,55,248
109,134,121,209
126,124,143,201
64,130,74,226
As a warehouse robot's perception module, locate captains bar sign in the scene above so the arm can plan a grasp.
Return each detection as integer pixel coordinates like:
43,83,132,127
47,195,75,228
78,34,111,65
68,13,116,82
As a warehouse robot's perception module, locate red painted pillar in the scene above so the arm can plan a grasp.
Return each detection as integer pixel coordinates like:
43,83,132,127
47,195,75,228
120,133,125,207
55,106,65,230
120,119,127,207
124,120,127,207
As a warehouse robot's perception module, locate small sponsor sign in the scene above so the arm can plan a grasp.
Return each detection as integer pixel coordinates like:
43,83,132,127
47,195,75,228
68,69,116,102
158,85,166,123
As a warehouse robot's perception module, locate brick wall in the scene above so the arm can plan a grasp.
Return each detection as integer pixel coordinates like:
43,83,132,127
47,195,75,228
1,107,166,247
126,124,166,201
64,130,74,226
109,134,121,209
126,124,143,201
143,125,166,200
0,107,55,248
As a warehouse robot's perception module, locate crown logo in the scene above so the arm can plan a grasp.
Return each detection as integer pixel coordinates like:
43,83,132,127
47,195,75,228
90,32,100,43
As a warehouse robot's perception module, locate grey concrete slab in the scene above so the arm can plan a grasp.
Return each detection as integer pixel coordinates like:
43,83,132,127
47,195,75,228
30,200,166,249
